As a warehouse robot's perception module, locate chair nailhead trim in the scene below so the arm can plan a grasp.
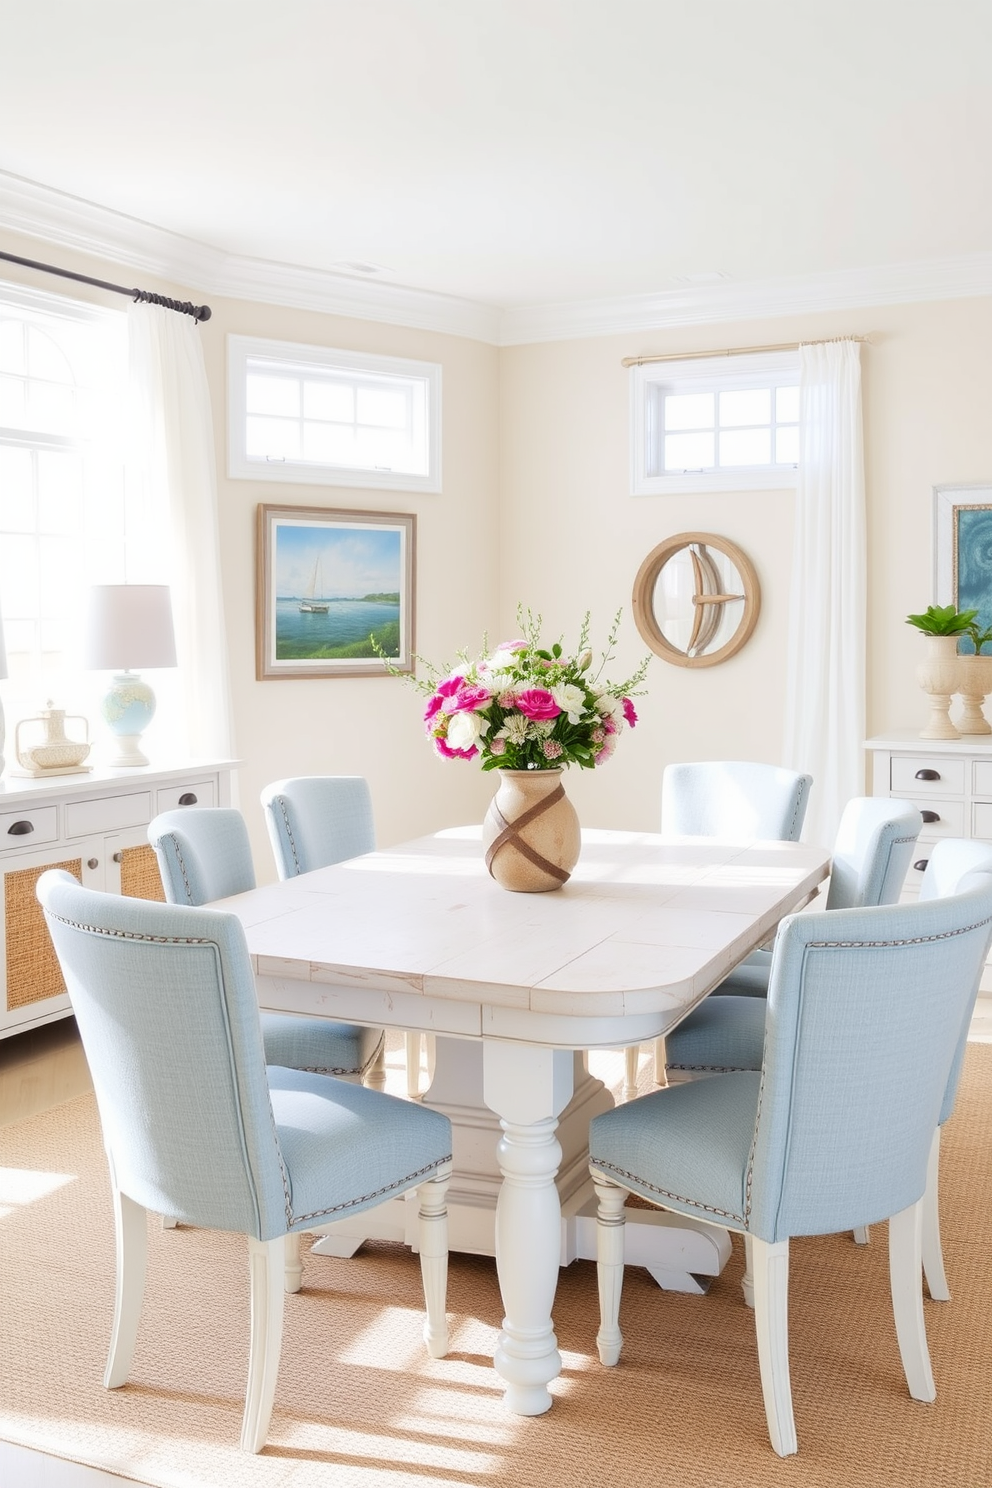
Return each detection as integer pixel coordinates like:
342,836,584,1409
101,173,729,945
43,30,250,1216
589,1158,745,1227
806,914,992,949
275,798,303,876
289,1152,454,1227
44,909,213,946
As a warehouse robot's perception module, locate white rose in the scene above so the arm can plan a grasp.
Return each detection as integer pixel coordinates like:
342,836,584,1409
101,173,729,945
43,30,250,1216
446,710,485,751
552,682,586,724
595,692,622,717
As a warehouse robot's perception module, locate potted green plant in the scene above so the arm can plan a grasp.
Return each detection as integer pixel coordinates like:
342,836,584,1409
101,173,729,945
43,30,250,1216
957,618,992,735
905,605,978,740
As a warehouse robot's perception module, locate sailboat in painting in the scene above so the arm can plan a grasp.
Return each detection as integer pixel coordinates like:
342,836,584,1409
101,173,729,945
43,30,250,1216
299,558,330,613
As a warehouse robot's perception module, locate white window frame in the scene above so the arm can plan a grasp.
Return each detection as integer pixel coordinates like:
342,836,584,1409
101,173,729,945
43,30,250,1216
227,334,442,493
630,349,799,495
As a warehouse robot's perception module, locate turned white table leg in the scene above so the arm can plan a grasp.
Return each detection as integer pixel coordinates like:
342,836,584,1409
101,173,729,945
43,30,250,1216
405,1032,422,1099
483,1040,574,1416
622,1045,640,1101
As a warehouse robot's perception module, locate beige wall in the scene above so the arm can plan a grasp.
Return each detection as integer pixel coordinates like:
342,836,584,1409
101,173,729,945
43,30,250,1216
499,299,992,832
4,226,992,860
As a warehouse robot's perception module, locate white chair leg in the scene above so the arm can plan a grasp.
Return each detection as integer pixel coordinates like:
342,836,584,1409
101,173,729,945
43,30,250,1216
284,1231,303,1294
592,1172,627,1365
623,1045,640,1102
889,1200,935,1402
161,1214,178,1230
751,1236,797,1458
241,1235,286,1453
425,1033,436,1085
652,1036,669,1087
741,1233,755,1308
364,1038,387,1093
104,1187,147,1389
418,1162,451,1358
853,1225,870,1245
922,1126,949,1302
405,1032,422,1100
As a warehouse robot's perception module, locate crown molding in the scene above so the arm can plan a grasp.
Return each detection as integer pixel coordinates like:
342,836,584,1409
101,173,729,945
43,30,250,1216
0,172,502,343
3,171,991,348
498,255,992,344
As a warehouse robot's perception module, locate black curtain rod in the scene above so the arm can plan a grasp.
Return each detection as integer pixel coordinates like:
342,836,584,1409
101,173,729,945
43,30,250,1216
0,248,211,321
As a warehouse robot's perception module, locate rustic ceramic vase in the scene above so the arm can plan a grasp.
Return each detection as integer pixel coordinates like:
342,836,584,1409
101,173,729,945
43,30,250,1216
955,652,992,735
916,635,962,739
481,768,581,892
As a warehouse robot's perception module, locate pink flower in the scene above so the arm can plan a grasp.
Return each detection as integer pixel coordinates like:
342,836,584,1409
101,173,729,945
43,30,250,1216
542,739,564,760
515,688,561,721
594,736,616,765
622,698,638,728
436,676,463,698
602,713,617,735
423,694,444,725
447,683,491,713
489,736,507,756
498,640,526,652
435,736,478,761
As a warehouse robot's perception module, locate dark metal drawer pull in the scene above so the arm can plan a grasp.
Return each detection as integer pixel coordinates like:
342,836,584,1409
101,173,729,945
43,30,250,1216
921,810,940,824
915,769,940,781
178,792,198,806
913,859,929,872
7,820,34,836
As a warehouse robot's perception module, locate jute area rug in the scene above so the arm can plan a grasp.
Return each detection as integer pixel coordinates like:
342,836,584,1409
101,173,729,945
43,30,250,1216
1,1050,991,1488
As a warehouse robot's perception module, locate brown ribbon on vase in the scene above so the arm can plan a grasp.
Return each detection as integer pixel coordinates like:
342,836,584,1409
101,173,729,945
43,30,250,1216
484,781,571,884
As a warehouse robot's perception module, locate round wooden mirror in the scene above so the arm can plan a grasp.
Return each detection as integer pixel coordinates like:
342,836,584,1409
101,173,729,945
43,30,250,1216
632,533,760,668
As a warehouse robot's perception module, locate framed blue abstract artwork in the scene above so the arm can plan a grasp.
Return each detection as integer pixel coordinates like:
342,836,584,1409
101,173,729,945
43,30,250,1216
934,484,992,652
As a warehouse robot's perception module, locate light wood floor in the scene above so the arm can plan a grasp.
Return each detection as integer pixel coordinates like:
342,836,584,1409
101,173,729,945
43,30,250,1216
2,1003,990,1488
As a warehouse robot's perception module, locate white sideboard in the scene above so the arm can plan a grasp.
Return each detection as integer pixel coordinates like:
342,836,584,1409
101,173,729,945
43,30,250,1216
867,732,992,976
0,760,235,1039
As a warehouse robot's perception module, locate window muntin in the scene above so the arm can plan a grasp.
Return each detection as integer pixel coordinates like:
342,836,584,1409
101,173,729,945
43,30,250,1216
632,350,799,494
229,336,441,493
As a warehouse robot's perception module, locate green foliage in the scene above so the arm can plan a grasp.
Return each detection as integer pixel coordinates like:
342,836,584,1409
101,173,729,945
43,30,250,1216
905,604,978,637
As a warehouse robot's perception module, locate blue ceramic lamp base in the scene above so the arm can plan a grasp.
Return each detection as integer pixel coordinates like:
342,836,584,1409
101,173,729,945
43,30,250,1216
101,671,156,767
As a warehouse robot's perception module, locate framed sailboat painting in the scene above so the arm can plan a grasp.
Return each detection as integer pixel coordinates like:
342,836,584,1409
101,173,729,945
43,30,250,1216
256,504,416,679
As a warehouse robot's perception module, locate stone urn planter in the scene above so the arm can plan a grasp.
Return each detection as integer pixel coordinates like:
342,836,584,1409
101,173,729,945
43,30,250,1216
955,653,992,735
916,635,962,739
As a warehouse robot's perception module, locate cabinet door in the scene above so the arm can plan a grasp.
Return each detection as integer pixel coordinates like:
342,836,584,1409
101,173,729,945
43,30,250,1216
0,842,93,1034
104,828,167,902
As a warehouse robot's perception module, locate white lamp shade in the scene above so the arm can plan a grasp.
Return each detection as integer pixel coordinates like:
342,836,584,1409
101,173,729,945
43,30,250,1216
83,585,178,671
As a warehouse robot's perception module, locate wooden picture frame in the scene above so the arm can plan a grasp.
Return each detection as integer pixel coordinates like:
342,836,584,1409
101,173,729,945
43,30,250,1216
255,504,416,679
934,484,992,647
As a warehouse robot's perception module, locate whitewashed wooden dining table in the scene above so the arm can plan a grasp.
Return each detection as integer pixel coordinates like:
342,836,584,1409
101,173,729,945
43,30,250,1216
216,825,829,1417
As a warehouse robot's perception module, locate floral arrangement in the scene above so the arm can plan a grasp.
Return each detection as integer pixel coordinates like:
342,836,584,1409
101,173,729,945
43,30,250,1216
408,609,649,771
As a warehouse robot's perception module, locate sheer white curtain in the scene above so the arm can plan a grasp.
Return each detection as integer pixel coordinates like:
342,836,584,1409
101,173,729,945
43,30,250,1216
783,340,865,848
127,303,233,759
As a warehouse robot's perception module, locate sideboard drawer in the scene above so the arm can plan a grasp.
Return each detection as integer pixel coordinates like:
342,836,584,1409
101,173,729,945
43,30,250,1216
911,799,965,837
890,755,967,795
0,805,58,848
156,779,217,813
973,802,992,841
973,761,992,797
64,791,153,838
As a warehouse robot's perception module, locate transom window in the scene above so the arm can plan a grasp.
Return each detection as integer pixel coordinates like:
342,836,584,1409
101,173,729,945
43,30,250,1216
228,336,441,493
631,350,799,494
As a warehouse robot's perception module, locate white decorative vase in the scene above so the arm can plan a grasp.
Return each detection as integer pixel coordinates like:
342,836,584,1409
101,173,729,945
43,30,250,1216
481,768,581,892
916,635,962,740
955,653,992,735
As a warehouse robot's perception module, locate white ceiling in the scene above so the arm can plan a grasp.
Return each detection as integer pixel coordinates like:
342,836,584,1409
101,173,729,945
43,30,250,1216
1,0,991,338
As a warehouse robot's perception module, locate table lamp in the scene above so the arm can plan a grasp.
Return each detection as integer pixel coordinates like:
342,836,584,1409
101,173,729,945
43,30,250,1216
83,585,177,767
0,608,8,776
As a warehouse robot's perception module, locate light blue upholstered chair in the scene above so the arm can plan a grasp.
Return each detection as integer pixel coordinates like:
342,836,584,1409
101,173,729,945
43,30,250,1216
625,760,814,1099
261,777,429,1099
261,776,375,881
664,797,924,1075
661,760,813,842
148,808,386,1090
36,871,453,1453
588,879,992,1457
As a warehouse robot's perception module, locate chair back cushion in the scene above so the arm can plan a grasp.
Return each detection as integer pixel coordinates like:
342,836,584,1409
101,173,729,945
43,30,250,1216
749,878,992,1242
148,807,256,905
824,796,922,910
661,761,812,841
261,776,375,879
37,871,290,1239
